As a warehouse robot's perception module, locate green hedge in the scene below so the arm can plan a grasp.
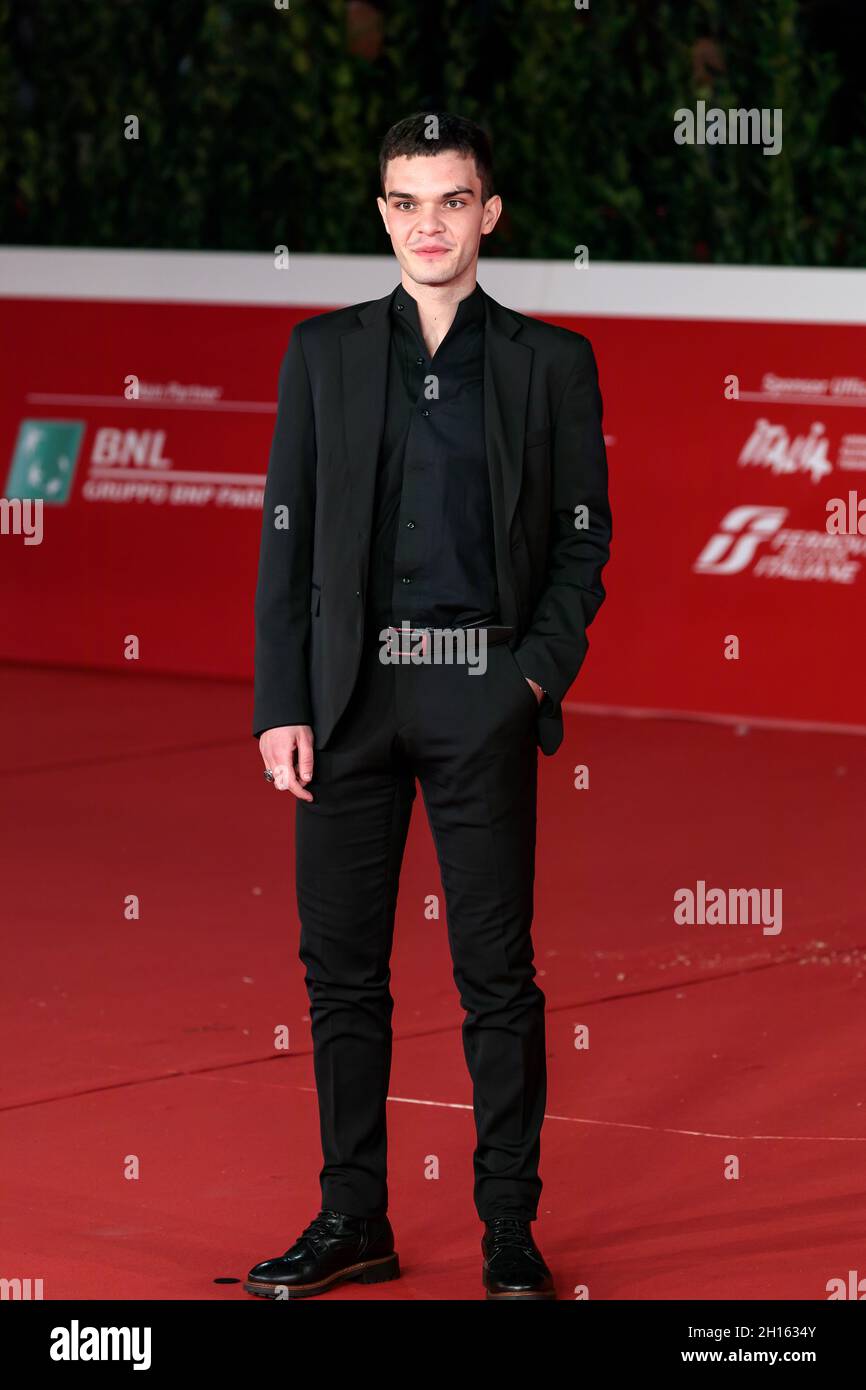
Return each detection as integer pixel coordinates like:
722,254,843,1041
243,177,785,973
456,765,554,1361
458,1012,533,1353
0,0,862,263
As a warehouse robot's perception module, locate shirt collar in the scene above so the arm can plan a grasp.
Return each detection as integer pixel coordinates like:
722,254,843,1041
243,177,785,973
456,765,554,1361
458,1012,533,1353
390,282,485,342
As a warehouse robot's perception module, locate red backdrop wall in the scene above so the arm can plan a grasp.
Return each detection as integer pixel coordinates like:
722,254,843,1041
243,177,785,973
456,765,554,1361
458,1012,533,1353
3,287,865,730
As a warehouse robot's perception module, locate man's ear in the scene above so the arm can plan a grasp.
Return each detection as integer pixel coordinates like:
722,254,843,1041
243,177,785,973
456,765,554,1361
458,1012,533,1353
376,195,390,235
480,194,503,237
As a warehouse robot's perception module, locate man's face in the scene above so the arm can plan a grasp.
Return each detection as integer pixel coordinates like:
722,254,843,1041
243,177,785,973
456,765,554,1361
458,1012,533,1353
377,150,502,287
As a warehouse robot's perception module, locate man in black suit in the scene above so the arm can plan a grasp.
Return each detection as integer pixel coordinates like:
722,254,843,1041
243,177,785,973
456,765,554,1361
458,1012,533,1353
246,112,611,1301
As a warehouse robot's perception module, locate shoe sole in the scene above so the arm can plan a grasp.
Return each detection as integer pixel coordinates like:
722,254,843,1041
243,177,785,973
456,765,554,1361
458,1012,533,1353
244,1252,400,1300
483,1266,557,1300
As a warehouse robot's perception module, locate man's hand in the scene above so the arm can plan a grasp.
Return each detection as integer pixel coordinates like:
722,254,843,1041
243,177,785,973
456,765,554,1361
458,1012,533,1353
526,677,545,705
259,725,315,801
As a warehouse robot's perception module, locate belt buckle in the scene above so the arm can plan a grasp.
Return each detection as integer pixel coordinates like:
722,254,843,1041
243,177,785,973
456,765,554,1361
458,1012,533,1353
390,625,429,660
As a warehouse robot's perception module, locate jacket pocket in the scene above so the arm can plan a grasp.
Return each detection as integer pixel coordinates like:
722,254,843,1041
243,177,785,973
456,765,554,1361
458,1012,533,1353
504,645,540,713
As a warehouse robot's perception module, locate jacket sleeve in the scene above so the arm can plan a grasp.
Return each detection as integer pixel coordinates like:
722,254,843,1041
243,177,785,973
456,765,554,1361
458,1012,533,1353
252,323,317,738
512,336,612,708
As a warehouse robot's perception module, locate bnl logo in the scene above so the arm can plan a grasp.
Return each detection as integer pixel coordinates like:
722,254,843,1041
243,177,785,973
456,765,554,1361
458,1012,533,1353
694,505,788,575
4,420,84,504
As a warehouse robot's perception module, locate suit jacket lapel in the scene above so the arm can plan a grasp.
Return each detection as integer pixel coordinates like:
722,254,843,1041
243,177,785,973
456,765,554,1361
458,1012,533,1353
482,289,532,627
340,294,391,579
482,288,531,537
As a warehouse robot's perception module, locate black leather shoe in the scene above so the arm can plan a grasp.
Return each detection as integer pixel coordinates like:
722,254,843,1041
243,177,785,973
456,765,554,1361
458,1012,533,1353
244,1208,400,1299
482,1217,556,1299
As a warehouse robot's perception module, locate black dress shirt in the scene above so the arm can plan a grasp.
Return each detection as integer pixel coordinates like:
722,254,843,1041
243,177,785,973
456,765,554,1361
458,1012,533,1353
366,283,500,634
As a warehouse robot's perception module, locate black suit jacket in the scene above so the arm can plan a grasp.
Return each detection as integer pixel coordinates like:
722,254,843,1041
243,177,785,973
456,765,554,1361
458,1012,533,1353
253,284,611,756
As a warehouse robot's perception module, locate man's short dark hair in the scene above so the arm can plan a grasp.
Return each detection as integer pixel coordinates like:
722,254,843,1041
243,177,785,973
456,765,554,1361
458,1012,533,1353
378,112,495,203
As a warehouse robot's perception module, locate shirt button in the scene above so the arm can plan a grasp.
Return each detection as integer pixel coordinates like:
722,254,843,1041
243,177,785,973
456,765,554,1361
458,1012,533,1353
396,302,404,311
421,409,430,417
406,520,415,529
401,576,411,584
415,357,424,366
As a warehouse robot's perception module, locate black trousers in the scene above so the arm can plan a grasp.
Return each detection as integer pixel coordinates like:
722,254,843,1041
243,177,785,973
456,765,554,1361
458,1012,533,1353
295,632,545,1221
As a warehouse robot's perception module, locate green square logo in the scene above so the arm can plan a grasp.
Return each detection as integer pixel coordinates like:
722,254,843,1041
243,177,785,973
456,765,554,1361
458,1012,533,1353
5,420,85,504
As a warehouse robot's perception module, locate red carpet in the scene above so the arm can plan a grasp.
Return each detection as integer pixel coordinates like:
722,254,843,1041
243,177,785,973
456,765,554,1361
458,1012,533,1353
1,662,864,1300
